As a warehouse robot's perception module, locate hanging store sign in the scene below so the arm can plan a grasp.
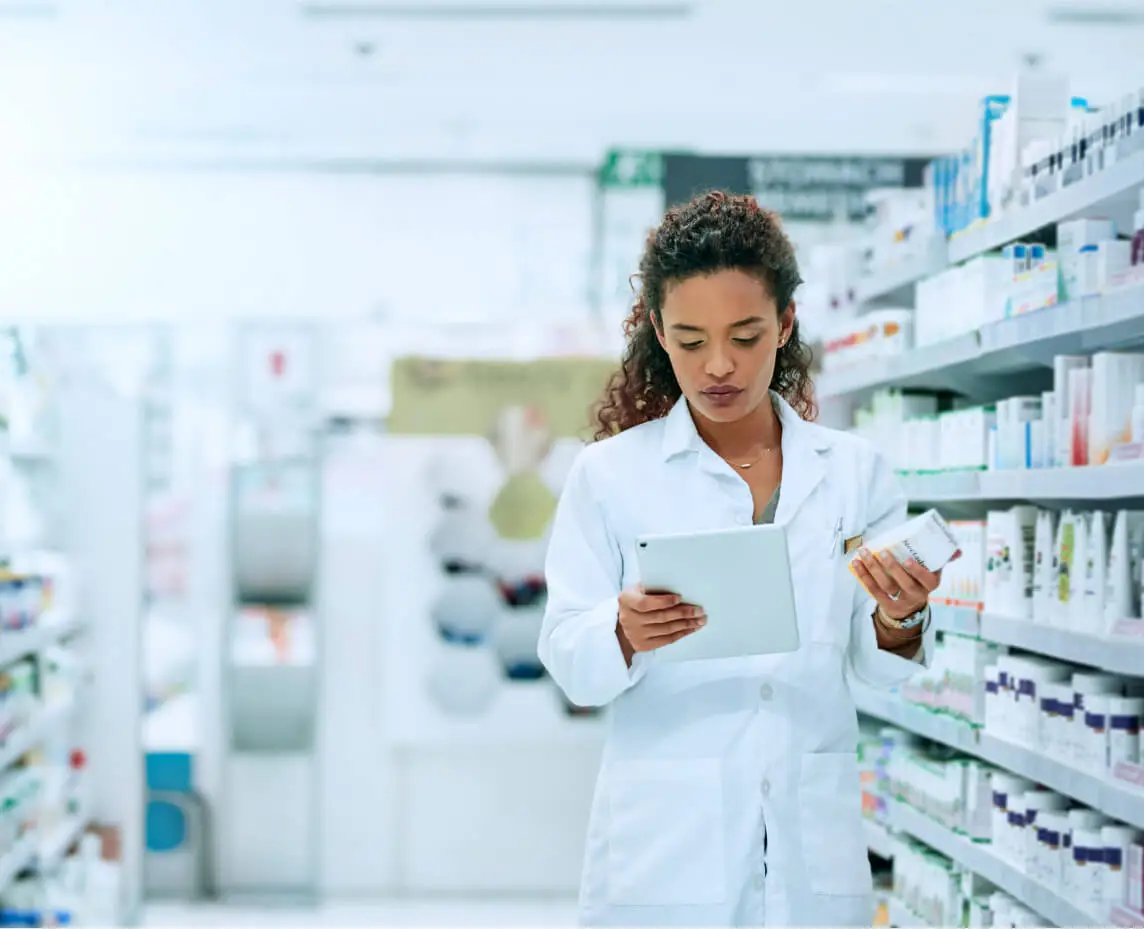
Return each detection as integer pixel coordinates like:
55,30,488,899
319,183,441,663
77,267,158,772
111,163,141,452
661,153,933,221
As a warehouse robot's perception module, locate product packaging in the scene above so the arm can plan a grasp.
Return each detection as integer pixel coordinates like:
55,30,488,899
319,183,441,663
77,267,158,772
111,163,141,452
1128,841,1144,911
1069,367,1094,466
1071,672,1124,766
847,509,962,580
1104,511,1144,630
1054,356,1090,467
1032,509,1058,617
1109,697,1144,770
1132,383,1144,444
985,507,1038,618
1083,510,1112,633
1104,826,1144,910
1089,352,1144,465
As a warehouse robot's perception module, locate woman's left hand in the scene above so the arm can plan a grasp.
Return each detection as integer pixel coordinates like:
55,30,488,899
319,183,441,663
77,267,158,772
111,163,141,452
852,548,953,620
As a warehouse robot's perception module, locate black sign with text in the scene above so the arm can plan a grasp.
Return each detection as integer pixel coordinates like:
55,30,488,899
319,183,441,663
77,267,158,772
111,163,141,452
663,153,933,221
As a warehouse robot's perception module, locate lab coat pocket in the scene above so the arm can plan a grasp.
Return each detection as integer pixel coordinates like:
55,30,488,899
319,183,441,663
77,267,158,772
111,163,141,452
605,758,727,907
798,752,872,896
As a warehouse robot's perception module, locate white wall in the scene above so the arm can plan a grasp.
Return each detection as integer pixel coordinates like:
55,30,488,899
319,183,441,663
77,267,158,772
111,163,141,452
0,170,595,325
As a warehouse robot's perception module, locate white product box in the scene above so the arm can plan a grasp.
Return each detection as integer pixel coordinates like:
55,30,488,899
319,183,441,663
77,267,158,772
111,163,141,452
984,506,1038,618
1103,825,1144,911
1058,218,1117,301
1128,841,1144,911
1090,352,1144,465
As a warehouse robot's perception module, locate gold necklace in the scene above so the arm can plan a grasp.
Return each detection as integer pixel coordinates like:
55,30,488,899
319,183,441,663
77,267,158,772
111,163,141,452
733,446,779,469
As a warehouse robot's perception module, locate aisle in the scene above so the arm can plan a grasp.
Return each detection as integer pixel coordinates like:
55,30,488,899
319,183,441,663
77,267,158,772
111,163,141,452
145,899,579,927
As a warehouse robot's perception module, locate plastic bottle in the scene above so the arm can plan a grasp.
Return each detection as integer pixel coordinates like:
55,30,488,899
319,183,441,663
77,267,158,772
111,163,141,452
1132,383,1144,445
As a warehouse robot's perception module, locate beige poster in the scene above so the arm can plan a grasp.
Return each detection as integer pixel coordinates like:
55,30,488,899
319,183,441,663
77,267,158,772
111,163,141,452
390,356,616,543
388,356,616,439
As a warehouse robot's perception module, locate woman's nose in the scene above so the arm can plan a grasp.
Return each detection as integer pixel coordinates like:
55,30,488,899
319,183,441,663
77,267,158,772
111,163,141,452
706,350,734,377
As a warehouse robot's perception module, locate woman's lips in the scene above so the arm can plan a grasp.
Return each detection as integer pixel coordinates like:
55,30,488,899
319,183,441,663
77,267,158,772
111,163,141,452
701,386,743,407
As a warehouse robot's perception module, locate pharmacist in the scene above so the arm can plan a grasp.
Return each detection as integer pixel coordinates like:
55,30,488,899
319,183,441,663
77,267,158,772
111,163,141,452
538,192,950,928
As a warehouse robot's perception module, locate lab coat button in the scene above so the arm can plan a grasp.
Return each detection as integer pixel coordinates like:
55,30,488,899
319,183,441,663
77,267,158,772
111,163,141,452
759,683,773,701
760,779,771,797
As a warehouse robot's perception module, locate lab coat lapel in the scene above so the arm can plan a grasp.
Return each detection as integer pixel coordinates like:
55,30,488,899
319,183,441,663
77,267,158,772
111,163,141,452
772,393,831,525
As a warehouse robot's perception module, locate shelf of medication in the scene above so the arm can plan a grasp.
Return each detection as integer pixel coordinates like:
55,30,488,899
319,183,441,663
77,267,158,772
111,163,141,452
38,810,88,874
851,684,1144,832
0,699,75,776
948,148,1144,266
867,817,897,860
0,613,81,673
933,606,1144,679
0,834,38,901
818,282,1144,401
887,798,1096,927
855,239,949,308
898,463,1144,505
875,893,931,928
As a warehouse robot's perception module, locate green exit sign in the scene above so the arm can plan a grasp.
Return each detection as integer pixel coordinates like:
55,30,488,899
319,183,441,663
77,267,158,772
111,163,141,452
599,149,663,188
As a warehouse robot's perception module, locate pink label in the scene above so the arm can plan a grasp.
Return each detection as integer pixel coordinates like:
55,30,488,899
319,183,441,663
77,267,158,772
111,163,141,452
1111,619,1144,639
1112,760,1144,789
1110,443,1144,463
1110,904,1144,928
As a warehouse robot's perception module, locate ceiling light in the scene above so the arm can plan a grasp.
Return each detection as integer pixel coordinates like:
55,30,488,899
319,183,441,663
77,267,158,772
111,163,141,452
1046,1,1144,25
0,2,58,17
300,0,694,20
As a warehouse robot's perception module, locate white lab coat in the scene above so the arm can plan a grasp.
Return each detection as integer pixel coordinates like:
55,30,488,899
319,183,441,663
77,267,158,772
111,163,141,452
538,393,934,927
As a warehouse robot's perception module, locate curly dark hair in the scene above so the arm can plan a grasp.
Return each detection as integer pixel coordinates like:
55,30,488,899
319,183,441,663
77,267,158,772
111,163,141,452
593,191,815,441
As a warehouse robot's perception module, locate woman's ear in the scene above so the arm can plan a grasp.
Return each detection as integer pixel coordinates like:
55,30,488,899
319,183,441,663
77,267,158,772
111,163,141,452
650,310,667,351
779,303,796,346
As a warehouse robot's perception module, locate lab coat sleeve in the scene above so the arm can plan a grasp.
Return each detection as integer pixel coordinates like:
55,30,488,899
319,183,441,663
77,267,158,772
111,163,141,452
845,446,937,690
538,451,650,708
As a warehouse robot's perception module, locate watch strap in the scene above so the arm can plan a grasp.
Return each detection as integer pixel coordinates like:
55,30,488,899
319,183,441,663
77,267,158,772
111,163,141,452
876,602,931,631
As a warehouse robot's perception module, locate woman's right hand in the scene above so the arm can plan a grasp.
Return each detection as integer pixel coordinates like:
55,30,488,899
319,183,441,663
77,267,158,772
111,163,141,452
616,586,706,661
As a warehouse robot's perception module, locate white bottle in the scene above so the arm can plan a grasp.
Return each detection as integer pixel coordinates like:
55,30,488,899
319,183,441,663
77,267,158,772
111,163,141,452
1132,383,1144,444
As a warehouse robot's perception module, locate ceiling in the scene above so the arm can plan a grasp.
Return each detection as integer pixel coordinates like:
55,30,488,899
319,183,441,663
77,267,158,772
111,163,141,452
3,0,1144,166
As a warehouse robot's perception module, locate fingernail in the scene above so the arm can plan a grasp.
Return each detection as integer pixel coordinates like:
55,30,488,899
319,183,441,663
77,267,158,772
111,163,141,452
696,618,707,627
879,551,894,564
858,547,870,559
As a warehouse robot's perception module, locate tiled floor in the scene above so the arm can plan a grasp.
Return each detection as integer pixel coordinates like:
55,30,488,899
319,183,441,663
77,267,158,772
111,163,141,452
145,899,579,927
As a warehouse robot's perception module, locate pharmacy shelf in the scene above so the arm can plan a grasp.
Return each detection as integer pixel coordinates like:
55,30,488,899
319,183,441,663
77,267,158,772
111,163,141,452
818,284,1144,400
38,812,88,873
934,606,1144,678
978,733,1144,832
884,894,931,928
948,149,1144,265
856,240,948,307
1111,904,1144,927
851,685,980,753
0,613,83,671
979,463,1144,502
888,799,1095,927
0,833,39,896
899,463,1144,506
865,818,896,860
0,698,75,773
852,686,1144,832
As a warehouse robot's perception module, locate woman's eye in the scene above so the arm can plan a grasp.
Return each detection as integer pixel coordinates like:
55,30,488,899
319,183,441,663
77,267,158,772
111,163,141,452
733,336,761,346
678,341,704,350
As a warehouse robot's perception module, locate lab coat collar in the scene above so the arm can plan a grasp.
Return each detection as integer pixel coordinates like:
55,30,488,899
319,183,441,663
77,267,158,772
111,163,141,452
660,391,833,522
660,391,832,461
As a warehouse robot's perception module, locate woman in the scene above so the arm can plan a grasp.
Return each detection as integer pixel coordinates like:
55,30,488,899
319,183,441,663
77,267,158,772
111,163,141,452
538,192,945,927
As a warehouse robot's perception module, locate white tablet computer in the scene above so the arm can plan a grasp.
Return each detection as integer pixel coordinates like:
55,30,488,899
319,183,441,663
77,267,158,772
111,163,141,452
634,523,800,662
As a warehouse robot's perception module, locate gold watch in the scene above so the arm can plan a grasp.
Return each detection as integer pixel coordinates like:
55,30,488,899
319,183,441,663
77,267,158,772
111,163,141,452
876,603,931,631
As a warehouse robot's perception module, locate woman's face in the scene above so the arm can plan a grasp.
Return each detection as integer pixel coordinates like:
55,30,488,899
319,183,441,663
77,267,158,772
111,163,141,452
656,269,794,425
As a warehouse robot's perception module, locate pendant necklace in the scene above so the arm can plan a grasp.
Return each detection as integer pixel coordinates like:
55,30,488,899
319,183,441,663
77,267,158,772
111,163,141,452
734,445,779,470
